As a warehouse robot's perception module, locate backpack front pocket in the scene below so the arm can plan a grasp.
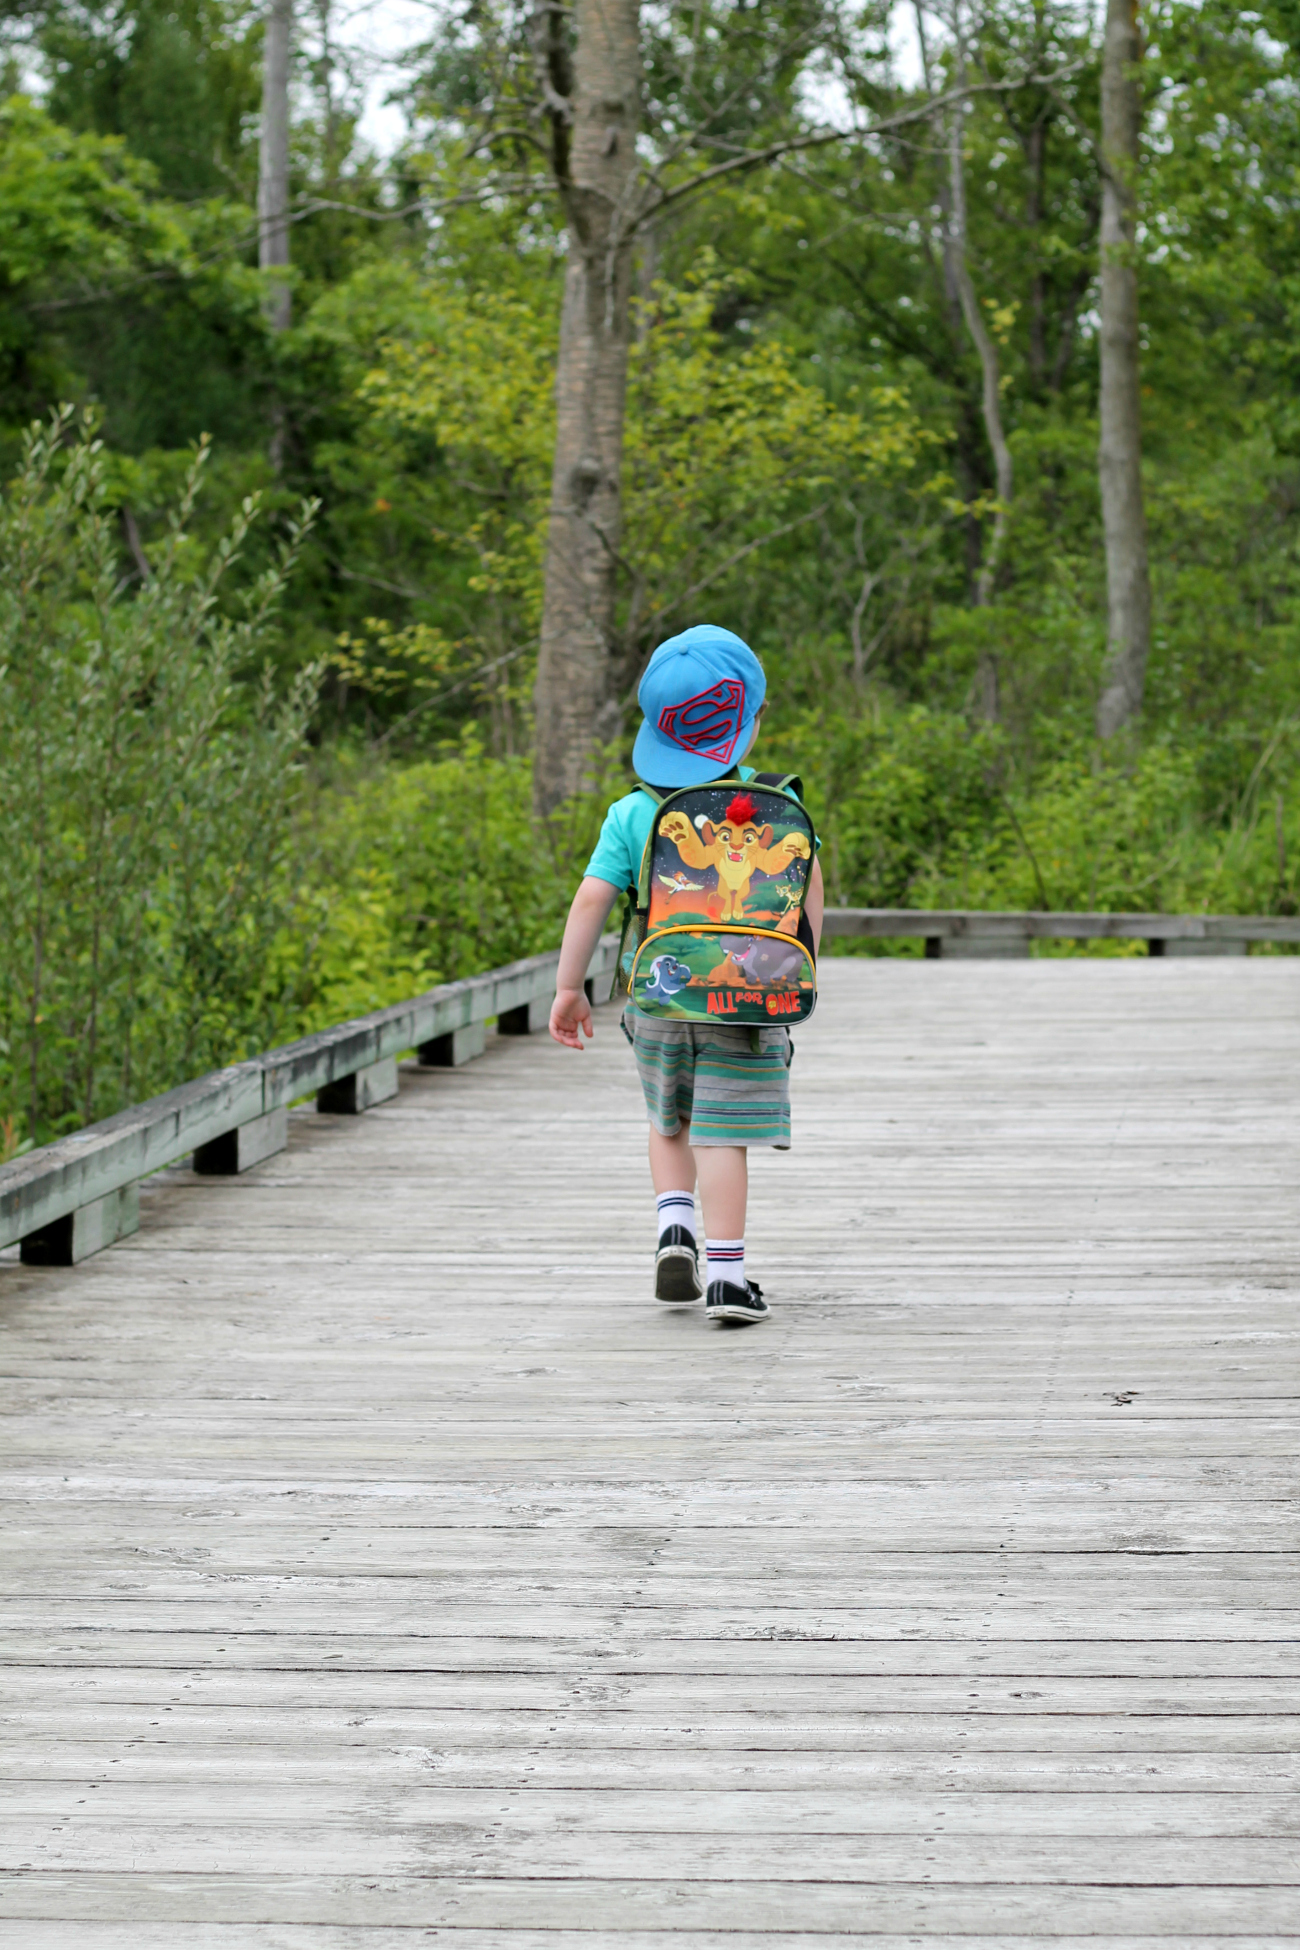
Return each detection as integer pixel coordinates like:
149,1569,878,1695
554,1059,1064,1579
630,926,817,1025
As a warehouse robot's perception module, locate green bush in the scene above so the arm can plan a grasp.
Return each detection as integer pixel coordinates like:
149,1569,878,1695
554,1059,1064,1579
280,736,618,1034
0,413,317,1148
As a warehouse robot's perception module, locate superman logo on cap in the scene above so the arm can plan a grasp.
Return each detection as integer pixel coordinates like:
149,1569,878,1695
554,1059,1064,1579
657,680,745,763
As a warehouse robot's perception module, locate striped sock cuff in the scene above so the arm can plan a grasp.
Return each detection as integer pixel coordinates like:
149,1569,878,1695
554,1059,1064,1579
656,1191,696,1238
706,1238,745,1286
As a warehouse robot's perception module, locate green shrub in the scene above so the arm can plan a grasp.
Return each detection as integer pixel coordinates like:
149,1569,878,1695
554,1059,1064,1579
0,412,318,1146
282,736,618,1033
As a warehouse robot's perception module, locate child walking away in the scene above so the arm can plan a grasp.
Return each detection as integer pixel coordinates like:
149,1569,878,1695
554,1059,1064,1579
549,625,824,1326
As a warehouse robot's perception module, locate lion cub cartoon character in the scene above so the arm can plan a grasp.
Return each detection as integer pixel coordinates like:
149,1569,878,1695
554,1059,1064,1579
658,791,812,923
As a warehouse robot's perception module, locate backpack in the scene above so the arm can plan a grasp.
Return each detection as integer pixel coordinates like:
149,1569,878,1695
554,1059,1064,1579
615,772,818,1027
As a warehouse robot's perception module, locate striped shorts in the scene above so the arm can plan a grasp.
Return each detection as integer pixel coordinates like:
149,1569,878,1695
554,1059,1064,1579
622,1008,793,1149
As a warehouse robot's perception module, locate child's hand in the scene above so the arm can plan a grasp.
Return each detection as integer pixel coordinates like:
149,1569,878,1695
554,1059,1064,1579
549,986,594,1050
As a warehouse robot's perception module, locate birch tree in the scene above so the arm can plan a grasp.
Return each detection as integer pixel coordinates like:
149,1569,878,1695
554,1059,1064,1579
1095,0,1150,738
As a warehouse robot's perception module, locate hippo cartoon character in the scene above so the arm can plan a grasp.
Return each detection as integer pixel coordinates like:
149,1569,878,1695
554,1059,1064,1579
726,936,806,988
642,953,694,1002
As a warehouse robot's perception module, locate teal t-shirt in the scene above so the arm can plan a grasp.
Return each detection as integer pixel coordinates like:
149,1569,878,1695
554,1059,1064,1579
584,768,817,890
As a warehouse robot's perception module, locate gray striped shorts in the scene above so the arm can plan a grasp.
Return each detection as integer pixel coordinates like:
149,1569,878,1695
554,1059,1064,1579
622,1007,793,1149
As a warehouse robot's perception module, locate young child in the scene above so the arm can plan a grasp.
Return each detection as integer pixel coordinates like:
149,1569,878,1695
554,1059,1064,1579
548,624,824,1326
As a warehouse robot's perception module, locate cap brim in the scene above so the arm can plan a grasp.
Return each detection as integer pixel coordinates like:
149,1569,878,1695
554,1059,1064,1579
632,713,759,789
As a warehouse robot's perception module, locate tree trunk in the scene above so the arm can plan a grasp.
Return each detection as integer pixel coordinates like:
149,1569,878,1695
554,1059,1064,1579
940,16,1012,722
532,0,642,817
1095,0,1150,739
946,102,1013,609
259,0,293,332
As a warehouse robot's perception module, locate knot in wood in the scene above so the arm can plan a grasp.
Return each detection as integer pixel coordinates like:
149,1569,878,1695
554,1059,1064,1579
570,455,603,508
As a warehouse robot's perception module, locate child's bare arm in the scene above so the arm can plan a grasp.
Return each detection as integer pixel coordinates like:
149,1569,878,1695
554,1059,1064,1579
807,855,825,954
549,876,621,1049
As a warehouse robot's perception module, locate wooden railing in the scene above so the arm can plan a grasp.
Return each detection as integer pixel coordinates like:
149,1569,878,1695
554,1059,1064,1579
5,908,1292,1270
823,908,1300,957
1,937,620,1270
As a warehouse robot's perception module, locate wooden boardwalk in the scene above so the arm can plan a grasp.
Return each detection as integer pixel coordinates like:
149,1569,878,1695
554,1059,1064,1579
2,957,1298,1947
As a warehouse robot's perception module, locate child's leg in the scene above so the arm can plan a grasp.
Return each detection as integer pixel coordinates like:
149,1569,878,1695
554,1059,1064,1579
648,1122,702,1303
694,1144,747,1238
696,1144,754,1299
648,1122,695,1196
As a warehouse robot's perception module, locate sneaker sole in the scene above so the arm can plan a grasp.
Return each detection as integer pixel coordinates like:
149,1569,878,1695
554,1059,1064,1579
655,1249,703,1304
706,1302,769,1324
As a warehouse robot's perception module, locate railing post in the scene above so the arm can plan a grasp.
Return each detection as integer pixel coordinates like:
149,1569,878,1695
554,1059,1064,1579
498,996,553,1036
317,1059,399,1113
20,1185,139,1266
418,1022,487,1068
193,1108,288,1174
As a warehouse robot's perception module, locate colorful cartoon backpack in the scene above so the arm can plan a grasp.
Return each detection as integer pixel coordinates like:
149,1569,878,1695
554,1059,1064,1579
616,772,818,1026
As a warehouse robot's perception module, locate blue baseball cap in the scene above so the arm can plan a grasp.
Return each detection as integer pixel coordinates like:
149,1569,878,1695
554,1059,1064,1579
632,625,766,787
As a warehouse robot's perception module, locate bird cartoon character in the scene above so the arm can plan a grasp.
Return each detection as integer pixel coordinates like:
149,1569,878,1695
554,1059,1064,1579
641,954,693,1002
656,871,704,898
658,792,812,922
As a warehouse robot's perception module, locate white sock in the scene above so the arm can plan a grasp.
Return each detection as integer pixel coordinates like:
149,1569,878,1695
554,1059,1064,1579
656,1190,696,1242
706,1238,745,1288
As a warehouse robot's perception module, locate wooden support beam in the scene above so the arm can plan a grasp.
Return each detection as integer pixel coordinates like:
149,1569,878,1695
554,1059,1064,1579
417,1021,487,1068
498,996,553,1036
585,966,615,1006
19,1184,139,1266
316,1059,399,1115
192,1108,288,1175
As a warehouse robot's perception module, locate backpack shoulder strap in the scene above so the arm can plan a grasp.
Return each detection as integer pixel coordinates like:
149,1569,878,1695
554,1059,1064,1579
633,783,666,906
750,770,804,800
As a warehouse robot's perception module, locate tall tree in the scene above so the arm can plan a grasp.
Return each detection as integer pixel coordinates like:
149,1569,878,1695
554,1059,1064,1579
531,0,642,815
259,0,293,331
925,2,1014,717
1095,0,1149,738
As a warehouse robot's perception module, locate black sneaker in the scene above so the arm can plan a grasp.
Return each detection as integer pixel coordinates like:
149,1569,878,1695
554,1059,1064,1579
654,1226,704,1304
706,1277,768,1324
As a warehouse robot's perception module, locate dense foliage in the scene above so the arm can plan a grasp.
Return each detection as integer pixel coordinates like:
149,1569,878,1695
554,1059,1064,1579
3,1,1300,1148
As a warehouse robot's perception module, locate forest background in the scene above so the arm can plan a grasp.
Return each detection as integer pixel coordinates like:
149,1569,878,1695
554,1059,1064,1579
2,0,1299,1151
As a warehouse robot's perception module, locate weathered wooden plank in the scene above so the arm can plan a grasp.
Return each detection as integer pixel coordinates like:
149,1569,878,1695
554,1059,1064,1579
3,1873,1300,1934
15,1933,1292,1950
5,1709,1298,1759
6,1782,1300,1836
4,1596,1300,1645
3,1633,1298,1679
7,1666,1295,1715
4,1822,1299,1879
8,1745,1299,1791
